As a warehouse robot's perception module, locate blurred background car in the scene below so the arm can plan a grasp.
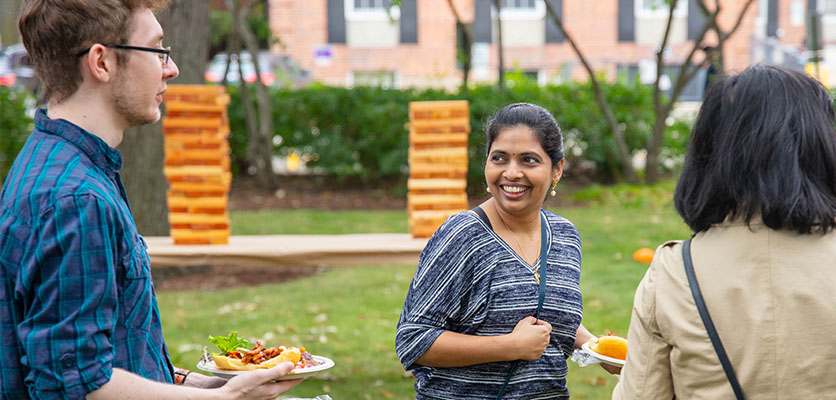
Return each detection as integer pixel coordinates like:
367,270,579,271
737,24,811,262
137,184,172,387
0,44,37,91
205,51,311,88
0,52,15,87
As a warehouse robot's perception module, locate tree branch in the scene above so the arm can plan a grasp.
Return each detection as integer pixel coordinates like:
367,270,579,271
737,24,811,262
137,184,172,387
652,0,679,119
724,0,756,39
543,0,636,182
696,0,710,16
446,0,472,90
668,11,717,103
445,0,466,30
492,0,505,89
645,2,719,182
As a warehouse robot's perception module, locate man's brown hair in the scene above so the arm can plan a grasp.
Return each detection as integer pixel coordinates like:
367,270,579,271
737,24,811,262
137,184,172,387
18,0,170,103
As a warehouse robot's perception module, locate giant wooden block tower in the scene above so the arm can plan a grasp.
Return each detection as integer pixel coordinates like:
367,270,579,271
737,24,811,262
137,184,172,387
161,85,231,245
407,100,470,238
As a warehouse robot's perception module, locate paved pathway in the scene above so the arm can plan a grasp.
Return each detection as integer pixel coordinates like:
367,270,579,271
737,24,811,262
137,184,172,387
145,234,428,268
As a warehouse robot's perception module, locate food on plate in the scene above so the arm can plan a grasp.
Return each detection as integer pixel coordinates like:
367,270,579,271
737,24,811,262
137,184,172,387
587,333,628,360
205,331,320,371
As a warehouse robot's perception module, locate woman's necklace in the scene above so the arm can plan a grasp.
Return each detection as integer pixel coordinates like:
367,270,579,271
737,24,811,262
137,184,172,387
495,209,540,283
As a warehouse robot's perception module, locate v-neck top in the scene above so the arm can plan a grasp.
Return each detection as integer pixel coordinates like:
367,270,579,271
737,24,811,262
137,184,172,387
470,206,541,268
396,209,583,399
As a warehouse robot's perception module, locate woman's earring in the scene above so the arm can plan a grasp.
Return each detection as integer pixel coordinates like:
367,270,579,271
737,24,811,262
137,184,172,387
486,186,491,193
550,181,557,197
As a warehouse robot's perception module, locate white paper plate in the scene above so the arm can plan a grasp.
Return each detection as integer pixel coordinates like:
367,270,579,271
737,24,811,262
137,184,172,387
581,341,625,367
196,355,334,381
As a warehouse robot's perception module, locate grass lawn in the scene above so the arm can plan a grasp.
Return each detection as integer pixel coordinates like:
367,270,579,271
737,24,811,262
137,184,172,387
158,188,691,399
230,209,408,235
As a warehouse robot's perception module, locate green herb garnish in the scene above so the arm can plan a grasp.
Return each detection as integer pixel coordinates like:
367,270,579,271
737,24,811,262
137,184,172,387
208,331,250,355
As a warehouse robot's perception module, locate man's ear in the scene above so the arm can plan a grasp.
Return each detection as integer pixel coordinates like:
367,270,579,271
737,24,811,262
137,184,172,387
81,44,115,83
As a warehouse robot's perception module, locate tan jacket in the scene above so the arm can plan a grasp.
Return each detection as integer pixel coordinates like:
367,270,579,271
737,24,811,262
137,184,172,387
613,220,836,399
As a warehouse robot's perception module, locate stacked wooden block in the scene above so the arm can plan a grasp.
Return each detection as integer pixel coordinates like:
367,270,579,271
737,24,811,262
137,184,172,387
162,85,231,245
407,100,470,238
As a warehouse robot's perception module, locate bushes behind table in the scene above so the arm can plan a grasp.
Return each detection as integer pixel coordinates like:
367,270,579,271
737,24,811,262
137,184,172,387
227,76,689,190
0,87,34,185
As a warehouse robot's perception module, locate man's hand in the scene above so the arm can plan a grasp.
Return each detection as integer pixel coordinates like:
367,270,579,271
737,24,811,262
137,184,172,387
508,316,552,361
217,362,304,400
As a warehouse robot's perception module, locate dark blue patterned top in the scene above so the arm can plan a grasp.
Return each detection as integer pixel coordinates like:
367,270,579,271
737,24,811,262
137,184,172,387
396,209,583,399
0,110,174,399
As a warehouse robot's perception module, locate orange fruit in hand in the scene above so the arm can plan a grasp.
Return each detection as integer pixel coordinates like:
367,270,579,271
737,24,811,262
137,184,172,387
588,334,628,360
633,247,655,263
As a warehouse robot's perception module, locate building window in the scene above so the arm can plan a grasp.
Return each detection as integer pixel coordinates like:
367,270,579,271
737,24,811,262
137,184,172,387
349,70,398,88
455,23,474,71
635,0,687,17
354,0,388,10
346,0,398,20
823,0,836,14
820,0,836,42
501,0,536,9
616,64,640,83
756,0,769,30
496,0,545,20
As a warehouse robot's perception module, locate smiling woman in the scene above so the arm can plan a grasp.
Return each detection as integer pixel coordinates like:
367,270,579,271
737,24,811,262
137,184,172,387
396,103,612,399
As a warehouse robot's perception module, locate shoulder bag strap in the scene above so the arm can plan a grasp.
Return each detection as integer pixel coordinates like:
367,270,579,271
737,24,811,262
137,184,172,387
682,239,745,400
496,213,549,399
471,206,494,230
535,213,548,320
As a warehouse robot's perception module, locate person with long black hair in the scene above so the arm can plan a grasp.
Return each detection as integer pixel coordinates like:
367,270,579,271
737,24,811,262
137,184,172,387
613,65,836,399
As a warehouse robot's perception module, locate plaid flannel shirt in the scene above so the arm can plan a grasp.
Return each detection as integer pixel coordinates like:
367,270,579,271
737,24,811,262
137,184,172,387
0,109,174,399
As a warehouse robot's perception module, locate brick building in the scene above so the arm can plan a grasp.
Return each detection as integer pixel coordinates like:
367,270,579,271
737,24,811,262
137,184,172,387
268,0,833,93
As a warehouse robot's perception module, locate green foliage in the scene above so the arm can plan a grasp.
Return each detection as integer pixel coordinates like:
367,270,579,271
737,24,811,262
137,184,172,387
226,80,691,189
209,4,275,57
159,200,692,399
569,180,678,210
0,87,33,184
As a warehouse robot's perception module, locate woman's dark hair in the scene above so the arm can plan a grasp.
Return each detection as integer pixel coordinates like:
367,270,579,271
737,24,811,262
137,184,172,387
674,64,836,234
485,103,564,168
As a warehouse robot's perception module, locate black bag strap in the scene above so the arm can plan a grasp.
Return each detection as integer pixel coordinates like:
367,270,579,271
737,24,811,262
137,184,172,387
472,206,493,230
682,239,745,400
496,212,549,399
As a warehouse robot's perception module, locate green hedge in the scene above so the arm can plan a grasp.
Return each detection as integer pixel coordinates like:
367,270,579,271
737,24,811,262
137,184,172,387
0,87,34,184
227,74,690,189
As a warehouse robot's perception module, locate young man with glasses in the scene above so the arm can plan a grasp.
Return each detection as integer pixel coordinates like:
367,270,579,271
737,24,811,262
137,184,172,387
0,1,301,399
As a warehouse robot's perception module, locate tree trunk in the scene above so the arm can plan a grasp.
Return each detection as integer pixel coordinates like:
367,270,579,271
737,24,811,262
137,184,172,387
645,0,754,183
118,121,169,236
446,0,472,91
645,0,682,184
118,0,210,236
715,29,727,73
237,1,277,190
1,0,22,46
228,19,259,178
227,0,277,190
543,1,636,183
492,0,505,90
157,1,210,83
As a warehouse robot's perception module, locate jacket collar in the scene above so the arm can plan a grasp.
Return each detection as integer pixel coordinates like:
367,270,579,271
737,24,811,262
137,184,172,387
34,108,123,173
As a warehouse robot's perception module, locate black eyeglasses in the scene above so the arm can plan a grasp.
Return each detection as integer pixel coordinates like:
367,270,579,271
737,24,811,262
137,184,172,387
76,44,171,65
